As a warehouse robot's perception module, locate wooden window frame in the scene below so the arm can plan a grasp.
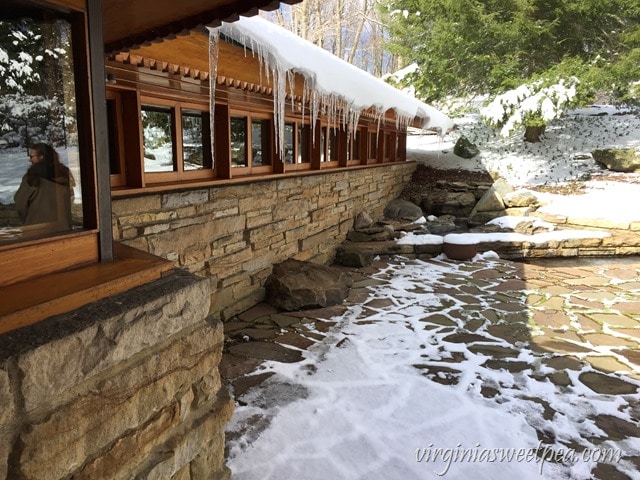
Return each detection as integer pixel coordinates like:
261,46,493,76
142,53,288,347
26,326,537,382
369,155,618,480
319,125,339,169
228,111,274,177
368,130,379,163
347,128,363,166
140,95,215,184
281,118,312,172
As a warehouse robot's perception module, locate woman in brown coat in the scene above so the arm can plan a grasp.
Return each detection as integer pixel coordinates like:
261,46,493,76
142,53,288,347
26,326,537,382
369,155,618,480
14,143,74,231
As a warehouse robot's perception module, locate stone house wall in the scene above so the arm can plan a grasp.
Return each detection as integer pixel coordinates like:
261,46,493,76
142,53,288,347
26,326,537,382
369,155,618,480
112,164,416,320
0,270,233,480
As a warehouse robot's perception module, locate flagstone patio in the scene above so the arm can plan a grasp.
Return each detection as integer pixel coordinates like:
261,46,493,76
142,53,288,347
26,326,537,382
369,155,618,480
221,254,640,479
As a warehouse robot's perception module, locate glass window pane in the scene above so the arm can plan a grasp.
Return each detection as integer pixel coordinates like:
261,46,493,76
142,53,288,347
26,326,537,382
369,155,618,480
251,119,271,166
385,133,391,159
320,127,327,162
230,116,247,167
107,98,121,175
182,109,211,170
297,123,310,163
328,129,338,161
284,122,294,164
142,105,175,172
369,132,377,159
0,14,82,243
353,130,361,160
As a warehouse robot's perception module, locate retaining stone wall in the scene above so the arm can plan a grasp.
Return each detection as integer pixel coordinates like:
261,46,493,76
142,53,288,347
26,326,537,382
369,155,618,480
0,271,233,480
112,164,416,320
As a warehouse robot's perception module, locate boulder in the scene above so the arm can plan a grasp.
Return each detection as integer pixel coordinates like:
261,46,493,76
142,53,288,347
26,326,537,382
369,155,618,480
353,211,374,230
383,198,423,221
425,215,458,235
469,178,513,217
440,192,477,216
453,136,480,159
265,259,353,311
503,189,540,208
592,148,640,173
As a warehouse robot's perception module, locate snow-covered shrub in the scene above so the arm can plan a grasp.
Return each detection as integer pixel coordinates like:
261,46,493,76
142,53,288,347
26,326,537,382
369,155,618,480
480,78,579,138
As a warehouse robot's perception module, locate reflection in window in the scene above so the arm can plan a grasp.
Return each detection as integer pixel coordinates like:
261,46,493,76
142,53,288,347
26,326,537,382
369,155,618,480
142,105,175,172
182,109,212,170
251,119,271,166
328,128,338,162
0,14,82,243
283,122,294,164
230,116,247,167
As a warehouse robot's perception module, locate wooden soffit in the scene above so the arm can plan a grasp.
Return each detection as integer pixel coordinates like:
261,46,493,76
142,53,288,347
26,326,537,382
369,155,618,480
102,0,301,54
111,30,304,96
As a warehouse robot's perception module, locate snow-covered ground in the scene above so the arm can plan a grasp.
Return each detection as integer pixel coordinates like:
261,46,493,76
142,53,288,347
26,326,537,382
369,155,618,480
407,105,640,224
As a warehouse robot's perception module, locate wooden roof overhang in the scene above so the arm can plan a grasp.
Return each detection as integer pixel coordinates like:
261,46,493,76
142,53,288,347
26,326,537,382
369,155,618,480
109,29,425,129
102,0,301,54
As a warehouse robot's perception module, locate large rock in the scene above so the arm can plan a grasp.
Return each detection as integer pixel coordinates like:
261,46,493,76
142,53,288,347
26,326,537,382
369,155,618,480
503,189,541,208
592,148,640,173
469,178,513,217
265,259,353,311
353,211,374,230
384,198,423,221
453,136,480,159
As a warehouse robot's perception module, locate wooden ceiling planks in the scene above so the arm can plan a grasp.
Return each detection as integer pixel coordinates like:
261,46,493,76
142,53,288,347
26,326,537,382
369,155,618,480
102,0,301,54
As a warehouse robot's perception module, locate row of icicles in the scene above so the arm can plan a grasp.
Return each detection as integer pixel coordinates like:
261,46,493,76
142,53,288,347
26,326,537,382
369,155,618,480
207,27,416,162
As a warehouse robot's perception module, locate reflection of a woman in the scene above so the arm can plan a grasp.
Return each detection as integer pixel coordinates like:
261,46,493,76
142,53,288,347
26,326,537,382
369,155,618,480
14,143,74,231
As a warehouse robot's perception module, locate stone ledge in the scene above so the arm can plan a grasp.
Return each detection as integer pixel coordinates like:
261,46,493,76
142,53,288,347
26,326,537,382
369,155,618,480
337,229,640,263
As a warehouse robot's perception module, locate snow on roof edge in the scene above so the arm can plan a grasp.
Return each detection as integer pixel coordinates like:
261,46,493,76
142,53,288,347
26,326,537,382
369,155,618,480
213,15,454,134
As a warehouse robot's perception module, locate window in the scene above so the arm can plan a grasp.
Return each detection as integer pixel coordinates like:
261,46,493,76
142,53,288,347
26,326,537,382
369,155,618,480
136,96,213,184
142,105,175,173
229,114,272,175
0,11,87,245
107,92,126,186
297,123,311,164
320,126,339,166
281,120,311,171
349,130,362,165
368,131,378,162
384,133,392,162
182,109,211,171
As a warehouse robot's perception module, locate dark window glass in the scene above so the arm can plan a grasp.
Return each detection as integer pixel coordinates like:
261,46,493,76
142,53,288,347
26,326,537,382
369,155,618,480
369,132,377,159
230,116,247,167
106,99,121,175
352,130,362,161
297,124,311,163
251,119,271,166
328,128,338,161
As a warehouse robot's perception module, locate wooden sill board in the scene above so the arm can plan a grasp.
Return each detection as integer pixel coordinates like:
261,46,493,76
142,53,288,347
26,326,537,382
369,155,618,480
0,244,173,336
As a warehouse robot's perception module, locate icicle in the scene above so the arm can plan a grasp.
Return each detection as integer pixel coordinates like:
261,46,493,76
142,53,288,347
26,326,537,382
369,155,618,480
208,28,219,167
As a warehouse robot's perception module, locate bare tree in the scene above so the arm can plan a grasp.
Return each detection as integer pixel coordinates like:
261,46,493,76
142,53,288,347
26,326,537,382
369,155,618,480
263,0,398,77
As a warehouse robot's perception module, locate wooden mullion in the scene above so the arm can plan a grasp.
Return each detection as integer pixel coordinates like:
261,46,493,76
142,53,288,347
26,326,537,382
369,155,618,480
214,103,231,179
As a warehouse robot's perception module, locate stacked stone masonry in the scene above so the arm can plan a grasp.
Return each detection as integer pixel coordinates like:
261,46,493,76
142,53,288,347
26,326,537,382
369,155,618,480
112,164,415,320
0,271,233,480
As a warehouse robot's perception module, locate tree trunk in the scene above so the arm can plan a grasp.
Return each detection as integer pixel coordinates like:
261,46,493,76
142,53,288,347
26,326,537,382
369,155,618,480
524,125,546,142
